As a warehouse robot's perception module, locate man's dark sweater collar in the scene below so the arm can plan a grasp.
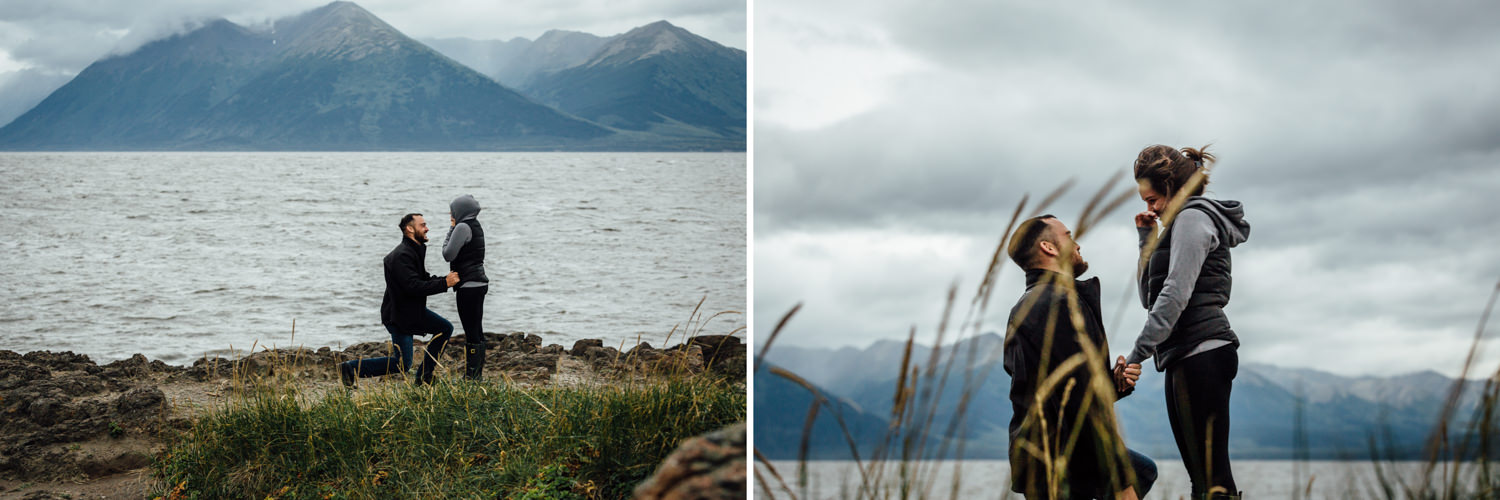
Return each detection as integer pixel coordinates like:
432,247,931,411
1024,268,1076,287
402,236,426,252
1023,268,1101,297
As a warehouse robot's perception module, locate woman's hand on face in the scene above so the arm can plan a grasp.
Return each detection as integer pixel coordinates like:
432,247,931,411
1135,211,1158,229
451,216,456,227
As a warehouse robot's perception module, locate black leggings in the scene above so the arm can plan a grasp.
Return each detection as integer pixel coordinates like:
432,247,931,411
457,286,487,345
1165,346,1237,498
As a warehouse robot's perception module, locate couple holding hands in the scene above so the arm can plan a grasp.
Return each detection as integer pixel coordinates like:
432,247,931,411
339,194,490,388
1004,144,1251,499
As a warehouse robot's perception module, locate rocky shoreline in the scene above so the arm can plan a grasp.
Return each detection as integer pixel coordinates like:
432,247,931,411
0,332,746,499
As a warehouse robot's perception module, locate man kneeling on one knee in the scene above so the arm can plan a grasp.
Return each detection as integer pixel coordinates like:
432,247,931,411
341,213,459,388
1004,215,1157,499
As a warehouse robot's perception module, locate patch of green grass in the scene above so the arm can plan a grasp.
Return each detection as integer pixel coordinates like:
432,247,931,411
517,463,590,500
153,376,744,499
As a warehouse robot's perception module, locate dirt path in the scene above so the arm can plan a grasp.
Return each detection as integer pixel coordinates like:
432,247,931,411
0,471,153,500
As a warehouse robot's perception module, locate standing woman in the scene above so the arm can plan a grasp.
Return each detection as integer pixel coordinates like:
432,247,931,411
1125,145,1250,500
444,194,490,380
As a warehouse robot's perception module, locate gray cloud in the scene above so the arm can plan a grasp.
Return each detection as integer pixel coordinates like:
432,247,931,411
0,1,324,68
360,0,744,48
0,0,743,71
754,0,1500,377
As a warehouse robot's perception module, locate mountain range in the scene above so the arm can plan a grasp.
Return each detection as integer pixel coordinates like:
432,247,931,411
756,333,1491,461
0,2,744,151
423,30,607,90
425,21,746,141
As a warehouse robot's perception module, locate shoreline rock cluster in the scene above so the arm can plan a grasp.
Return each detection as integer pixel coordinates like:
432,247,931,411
184,332,747,383
0,351,175,481
0,332,746,485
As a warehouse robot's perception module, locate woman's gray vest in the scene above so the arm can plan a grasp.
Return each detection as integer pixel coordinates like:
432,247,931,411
451,219,489,284
1139,205,1238,362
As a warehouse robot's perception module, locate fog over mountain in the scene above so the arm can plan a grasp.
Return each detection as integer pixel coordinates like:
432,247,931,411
0,2,606,150
0,69,72,129
423,30,608,89
0,2,745,151
0,0,745,129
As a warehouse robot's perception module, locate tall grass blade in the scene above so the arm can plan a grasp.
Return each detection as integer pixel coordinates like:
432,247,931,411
1422,280,1500,483
755,449,799,500
1028,179,1075,218
756,303,803,374
770,366,874,497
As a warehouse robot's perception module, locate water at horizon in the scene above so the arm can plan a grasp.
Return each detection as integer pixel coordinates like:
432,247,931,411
0,152,745,365
762,459,1476,499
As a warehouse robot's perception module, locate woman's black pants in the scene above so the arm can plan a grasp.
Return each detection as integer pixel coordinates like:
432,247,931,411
456,286,487,380
1165,346,1238,498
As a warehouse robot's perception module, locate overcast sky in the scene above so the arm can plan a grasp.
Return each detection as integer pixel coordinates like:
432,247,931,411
0,0,745,125
754,0,1500,378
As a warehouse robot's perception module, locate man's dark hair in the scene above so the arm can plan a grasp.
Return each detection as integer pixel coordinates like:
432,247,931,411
1007,214,1056,270
399,213,423,233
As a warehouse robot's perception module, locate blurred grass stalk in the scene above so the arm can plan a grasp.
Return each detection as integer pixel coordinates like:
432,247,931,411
1367,280,1500,499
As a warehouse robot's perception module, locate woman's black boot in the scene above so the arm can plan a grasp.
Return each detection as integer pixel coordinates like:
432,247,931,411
464,342,485,380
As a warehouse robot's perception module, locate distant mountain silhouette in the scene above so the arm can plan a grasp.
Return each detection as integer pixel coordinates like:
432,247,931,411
418,36,532,85
0,69,72,130
755,362,892,460
427,21,746,144
426,30,609,89
0,2,744,151
522,21,746,141
759,335,1487,460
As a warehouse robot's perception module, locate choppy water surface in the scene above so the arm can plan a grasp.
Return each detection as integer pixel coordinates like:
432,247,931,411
0,152,744,364
762,459,1476,499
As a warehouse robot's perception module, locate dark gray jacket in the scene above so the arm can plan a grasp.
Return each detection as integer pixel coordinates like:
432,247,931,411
1005,269,1134,496
442,194,488,287
1127,197,1250,370
381,236,449,333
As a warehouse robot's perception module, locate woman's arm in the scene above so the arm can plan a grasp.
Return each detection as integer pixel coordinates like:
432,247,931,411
1126,209,1220,365
442,223,471,262
1137,224,1154,309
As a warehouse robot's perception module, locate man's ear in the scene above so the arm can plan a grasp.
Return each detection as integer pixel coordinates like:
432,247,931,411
1038,240,1058,257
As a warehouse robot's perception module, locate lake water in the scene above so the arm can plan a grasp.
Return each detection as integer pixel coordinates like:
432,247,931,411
0,152,745,365
761,459,1480,499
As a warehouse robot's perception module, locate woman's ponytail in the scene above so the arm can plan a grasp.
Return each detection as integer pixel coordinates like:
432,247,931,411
1134,144,1214,198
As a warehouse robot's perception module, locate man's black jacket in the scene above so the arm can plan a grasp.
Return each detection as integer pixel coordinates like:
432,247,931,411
381,236,449,333
1004,268,1132,496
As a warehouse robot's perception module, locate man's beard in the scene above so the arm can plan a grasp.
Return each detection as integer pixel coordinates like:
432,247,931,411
416,233,428,243
1071,256,1089,276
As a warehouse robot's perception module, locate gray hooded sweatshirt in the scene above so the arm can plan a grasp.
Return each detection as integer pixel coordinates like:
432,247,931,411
443,194,488,288
1126,197,1250,368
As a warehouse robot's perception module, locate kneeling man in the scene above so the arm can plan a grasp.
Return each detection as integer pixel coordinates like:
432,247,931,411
341,213,459,388
1004,215,1156,499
